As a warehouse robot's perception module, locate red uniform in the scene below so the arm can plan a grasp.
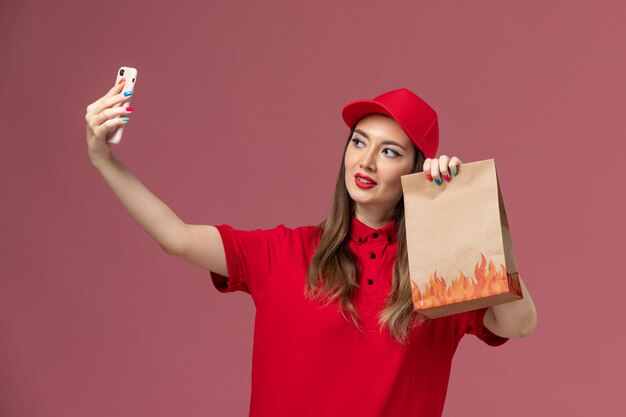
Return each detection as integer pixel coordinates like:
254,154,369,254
210,215,508,417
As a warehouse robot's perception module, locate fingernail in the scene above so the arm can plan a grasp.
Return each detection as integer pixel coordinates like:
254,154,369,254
126,106,134,111
121,117,129,122
118,78,125,84
124,91,133,97
444,174,450,182
434,178,441,185
426,173,433,181
451,169,456,177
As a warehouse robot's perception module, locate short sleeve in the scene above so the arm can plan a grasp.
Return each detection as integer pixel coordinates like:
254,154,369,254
209,223,286,303
458,306,509,347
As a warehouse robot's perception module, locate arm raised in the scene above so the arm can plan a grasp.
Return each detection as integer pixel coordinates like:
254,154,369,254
86,81,189,254
171,224,228,276
92,153,190,255
92,154,227,275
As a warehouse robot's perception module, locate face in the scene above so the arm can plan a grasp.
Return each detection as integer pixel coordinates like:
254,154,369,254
344,114,416,218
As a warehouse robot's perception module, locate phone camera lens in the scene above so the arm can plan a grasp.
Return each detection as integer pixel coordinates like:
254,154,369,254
119,69,125,76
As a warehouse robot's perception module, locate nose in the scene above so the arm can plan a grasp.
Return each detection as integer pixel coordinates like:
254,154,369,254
359,147,377,172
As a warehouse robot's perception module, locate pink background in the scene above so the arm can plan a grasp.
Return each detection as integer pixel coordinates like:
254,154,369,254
1,0,624,416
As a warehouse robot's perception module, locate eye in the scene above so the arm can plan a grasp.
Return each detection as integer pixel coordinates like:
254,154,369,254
351,137,364,147
383,148,400,158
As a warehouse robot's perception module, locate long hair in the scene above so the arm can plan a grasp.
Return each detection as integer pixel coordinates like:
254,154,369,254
304,124,430,345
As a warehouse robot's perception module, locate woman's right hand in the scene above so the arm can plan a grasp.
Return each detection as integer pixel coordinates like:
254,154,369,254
85,78,134,165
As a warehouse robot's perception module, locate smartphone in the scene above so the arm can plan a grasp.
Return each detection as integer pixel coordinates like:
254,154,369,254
107,66,138,145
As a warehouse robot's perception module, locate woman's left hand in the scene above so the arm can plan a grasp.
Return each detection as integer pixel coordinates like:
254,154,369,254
423,155,462,185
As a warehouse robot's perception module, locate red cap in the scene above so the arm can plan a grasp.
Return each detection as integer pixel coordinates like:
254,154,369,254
341,88,439,159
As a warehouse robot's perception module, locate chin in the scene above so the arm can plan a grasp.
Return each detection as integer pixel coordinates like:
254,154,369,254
347,188,376,204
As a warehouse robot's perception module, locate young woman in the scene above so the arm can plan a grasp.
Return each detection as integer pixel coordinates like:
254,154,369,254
85,84,537,417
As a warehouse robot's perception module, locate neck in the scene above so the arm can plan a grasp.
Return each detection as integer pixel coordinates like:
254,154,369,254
354,204,395,229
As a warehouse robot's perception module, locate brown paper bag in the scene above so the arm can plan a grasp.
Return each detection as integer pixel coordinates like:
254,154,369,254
400,158,523,319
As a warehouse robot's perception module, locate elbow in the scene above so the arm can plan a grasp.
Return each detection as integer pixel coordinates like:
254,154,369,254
517,313,538,338
161,242,179,256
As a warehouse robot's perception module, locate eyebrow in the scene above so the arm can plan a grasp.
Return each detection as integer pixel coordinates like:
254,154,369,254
353,129,406,151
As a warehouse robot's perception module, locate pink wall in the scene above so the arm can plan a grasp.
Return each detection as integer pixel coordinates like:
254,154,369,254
1,0,624,416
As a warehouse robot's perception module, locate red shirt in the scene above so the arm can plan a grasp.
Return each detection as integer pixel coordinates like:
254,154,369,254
210,216,508,417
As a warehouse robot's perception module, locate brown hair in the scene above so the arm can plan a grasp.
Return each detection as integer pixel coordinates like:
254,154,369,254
304,124,430,345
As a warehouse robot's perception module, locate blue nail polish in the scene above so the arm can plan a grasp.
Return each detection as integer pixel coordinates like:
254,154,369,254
124,91,133,97
434,178,441,185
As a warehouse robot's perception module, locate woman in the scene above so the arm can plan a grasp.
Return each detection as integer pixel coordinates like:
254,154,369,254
85,84,537,417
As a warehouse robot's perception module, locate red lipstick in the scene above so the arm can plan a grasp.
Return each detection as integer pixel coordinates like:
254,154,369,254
355,173,377,189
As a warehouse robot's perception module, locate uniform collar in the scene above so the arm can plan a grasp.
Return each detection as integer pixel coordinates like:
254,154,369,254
350,215,398,245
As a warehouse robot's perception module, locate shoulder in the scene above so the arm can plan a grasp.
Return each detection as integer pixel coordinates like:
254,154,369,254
232,223,321,246
292,224,323,236
271,225,324,256
218,223,320,238
277,224,323,246
215,223,322,253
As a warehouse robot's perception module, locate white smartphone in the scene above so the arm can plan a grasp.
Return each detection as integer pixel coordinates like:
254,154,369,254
107,66,138,145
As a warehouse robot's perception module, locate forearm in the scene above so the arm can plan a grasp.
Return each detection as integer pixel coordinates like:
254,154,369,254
491,275,537,337
92,154,188,254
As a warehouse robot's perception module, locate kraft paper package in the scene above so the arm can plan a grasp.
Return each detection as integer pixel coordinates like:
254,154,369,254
401,159,523,319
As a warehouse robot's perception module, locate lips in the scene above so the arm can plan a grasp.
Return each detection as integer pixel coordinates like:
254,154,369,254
355,173,377,184
354,173,377,190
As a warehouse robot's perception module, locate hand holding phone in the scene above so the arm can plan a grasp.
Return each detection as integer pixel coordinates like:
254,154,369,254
107,66,138,144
